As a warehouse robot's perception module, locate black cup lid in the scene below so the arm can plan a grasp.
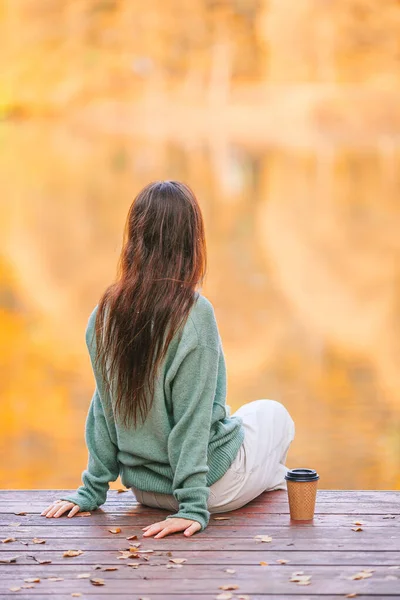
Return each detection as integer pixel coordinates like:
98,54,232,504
285,468,319,482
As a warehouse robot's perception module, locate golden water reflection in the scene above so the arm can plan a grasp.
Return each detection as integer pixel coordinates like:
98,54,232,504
0,123,399,491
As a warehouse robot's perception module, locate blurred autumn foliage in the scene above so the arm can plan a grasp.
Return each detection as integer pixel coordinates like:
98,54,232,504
0,0,399,490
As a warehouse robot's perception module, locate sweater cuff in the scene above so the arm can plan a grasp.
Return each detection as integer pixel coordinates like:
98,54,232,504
166,510,210,532
59,492,98,513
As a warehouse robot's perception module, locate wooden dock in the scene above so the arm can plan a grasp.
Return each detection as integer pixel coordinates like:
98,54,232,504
0,490,399,599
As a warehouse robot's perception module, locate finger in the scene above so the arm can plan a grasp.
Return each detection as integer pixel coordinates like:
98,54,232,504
154,520,187,538
42,500,65,516
53,502,74,519
53,503,74,519
45,503,66,518
46,503,71,517
143,526,162,537
143,523,165,537
141,525,151,531
40,503,56,517
154,525,176,539
184,522,201,537
68,505,80,518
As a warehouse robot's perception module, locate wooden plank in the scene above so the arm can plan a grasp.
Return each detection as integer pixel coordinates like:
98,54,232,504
1,596,396,600
0,535,399,550
0,549,399,566
1,490,399,502
1,513,398,527
1,502,399,515
0,569,399,595
1,525,398,540
1,564,399,579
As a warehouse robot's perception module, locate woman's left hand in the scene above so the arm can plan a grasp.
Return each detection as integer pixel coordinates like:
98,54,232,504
40,500,81,518
142,517,201,538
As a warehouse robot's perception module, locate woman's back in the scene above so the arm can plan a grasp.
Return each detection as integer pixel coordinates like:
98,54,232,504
61,292,244,529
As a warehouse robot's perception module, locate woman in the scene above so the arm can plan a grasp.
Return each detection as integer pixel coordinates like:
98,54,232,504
41,181,295,538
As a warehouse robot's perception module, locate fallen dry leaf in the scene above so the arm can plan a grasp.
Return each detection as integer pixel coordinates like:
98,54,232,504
219,584,239,591
2,537,16,543
213,516,231,520
138,597,151,600
383,515,396,519
352,521,365,526
76,511,91,517
169,558,187,564
108,527,121,534
126,535,138,540
127,562,140,568
345,594,358,598
138,549,153,553
216,593,233,600
117,488,129,493
94,564,102,569
349,571,373,581
0,556,17,563
290,574,312,585
254,535,272,543
15,512,27,516
166,551,173,556
237,596,251,600
118,551,137,559
90,578,105,586
47,577,64,582
21,584,35,589
8,522,21,527
9,587,21,592
77,573,91,579
63,550,84,558
225,568,236,574
259,561,268,566
24,578,40,583
29,556,52,565
102,566,119,571
351,527,363,532
71,594,82,598
276,558,289,564
32,538,46,544
166,563,183,569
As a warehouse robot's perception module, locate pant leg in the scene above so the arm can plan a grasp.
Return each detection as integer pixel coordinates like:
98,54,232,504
133,399,295,514
132,487,179,511
208,399,295,512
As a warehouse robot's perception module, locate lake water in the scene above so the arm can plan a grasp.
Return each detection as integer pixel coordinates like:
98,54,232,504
1,121,399,491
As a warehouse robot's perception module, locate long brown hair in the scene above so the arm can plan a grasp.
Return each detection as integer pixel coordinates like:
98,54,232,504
95,181,207,427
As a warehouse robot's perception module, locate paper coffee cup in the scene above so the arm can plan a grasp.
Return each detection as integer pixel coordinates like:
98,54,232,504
285,468,319,520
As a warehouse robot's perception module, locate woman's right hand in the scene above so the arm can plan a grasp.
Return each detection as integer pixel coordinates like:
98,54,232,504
41,499,81,518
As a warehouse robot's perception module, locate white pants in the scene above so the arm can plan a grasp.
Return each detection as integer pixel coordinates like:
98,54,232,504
133,399,295,513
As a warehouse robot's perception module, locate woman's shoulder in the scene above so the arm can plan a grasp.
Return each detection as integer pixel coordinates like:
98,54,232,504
187,292,220,350
84,305,99,351
192,291,215,314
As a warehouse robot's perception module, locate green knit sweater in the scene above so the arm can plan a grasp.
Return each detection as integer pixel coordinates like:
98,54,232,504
61,293,245,530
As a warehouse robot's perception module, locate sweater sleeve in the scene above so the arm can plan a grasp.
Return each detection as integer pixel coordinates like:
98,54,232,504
60,307,119,511
60,386,120,511
166,344,219,531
